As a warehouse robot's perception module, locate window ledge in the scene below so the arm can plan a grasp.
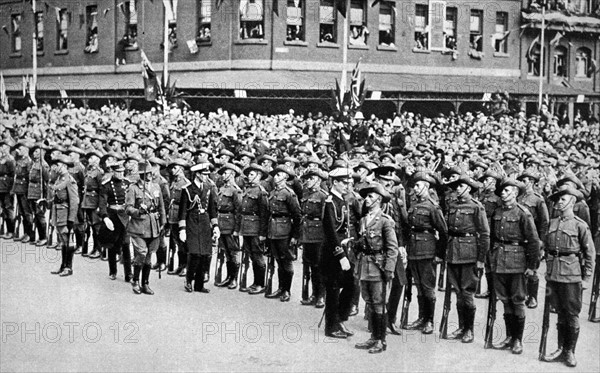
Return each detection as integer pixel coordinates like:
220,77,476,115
284,40,308,47
54,49,68,55
317,42,339,48
36,51,44,56
493,52,510,58
9,52,22,58
196,41,212,47
377,44,397,51
84,50,99,54
412,48,430,54
348,44,369,50
124,46,139,52
235,39,268,45
574,76,593,81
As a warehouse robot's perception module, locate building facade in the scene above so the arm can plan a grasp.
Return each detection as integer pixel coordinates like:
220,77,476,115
1,0,598,119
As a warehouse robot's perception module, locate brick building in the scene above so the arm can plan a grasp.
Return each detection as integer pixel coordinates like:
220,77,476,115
1,0,598,120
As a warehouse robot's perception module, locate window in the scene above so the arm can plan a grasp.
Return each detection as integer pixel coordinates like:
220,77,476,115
553,46,568,77
56,9,68,51
122,1,138,49
349,0,368,45
240,0,264,40
494,12,508,54
378,1,394,47
84,6,98,53
163,0,178,50
414,4,428,50
197,0,212,44
469,10,483,52
444,7,456,51
319,0,336,44
287,0,305,42
575,47,592,78
528,44,544,76
11,14,21,53
35,12,43,52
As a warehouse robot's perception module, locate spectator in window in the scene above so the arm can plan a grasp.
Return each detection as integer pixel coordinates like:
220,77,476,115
350,23,369,46
380,29,394,47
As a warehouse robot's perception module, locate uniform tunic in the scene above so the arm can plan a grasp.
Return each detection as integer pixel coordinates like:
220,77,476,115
178,181,218,256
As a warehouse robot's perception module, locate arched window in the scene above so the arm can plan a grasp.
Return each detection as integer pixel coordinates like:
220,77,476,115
575,47,591,78
553,46,568,77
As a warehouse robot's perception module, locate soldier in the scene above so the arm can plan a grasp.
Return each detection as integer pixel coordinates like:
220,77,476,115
444,174,490,343
541,185,595,367
98,160,133,282
405,171,448,335
67,146,87,254
125,162,166,295
12,141,34,242
80,150,104,257
354,183,398,354
238,163,269,294
148,157,171,273
0,140,16,238
475,170,502,299
265,165,301,302
299,169,328,307
179,162,220,294
215,163,243,289
166,159,191,277
490,178,540,354
28,143,50,246
517,170,549,309
49,155,80,277
321,167,357,338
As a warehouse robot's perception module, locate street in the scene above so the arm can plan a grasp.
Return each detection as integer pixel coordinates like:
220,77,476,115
1,239,599,372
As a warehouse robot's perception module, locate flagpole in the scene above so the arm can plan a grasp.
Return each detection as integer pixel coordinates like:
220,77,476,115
163,1,169,112
32,0,37,107
538,1,545,113
340,0,350,105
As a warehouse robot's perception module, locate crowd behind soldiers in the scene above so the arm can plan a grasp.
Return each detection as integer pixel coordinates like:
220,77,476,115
0,102,599,365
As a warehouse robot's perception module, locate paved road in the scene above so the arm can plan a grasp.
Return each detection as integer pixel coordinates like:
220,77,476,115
1,239,599,372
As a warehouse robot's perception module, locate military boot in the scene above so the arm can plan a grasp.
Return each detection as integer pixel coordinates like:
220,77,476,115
511,316,525,354
406,296,426,330
542,323,566,362
448,305,465,339
461,307,475,343
563,327,579,368
494,314,514,350
216,262,232,287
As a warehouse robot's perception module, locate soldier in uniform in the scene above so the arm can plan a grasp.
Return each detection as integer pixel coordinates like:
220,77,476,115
49,155,80,277
541,185,595,367
166,159,191,276
179,162,220,294
80,150,104,257
98,160,133,282
299,169,328,307
475,170,502,298
28,144,50,246
354,183,398,354
215,163,243,289
125,162,166,295
238,163,269,294
321,167,357,338
517,171,549,308
148,157,171,273
265,166,301,302
490,178,540,354
12,141,34,242
0,140,16,238
405,171,448,335
444,174,490,343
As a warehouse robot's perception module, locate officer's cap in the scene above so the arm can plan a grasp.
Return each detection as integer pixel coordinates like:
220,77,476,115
190,162,212,174
328,167,352,181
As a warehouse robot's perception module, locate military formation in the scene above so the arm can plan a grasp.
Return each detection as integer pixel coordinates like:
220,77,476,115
0,104,599,366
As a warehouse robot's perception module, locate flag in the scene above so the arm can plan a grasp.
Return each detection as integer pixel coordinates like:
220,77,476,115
337,0,347,16
490,30,510,48
350,60,361,109
103,8,110,17
28,76,37,107
589,58,599,76
55,7,61,23
549,31,563,46
141,50,159,101
1,25,8,35
0,72,8,112
272,0,278,16
59,88,68,99
527,34,540,61
22,75,27,97
163,0,175,22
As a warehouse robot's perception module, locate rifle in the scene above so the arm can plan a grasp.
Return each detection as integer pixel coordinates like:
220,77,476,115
214,241,225,285
167,233,176,272
301,261,310,301
589,260,600,321
437,261,446,290
400,267,413,329
264,240,275,296
439,270,452,339
239,250,250,290
539,286,551,360
13,194,21,238
484,275,497,349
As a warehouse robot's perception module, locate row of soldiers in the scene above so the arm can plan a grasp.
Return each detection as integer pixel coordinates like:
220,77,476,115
0,134,598,364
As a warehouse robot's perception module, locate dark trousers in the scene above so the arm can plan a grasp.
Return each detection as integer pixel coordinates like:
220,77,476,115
493,272,526,317
187,253,211,290
447,263,478,310
409,259,436,300
168,223,187,268
548,281,582,329
220,234,241,265
271,238,294,292
303,242,324,298
324,267,355,333
106,210,132,277
387,274,404,322
243,236,265,286
82,209,101,255
0,192,15,232
15,194,32,237
28,199,46,240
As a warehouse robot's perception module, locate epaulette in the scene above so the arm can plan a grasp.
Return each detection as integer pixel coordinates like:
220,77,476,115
381,212,393,221
516,203,532,215
573,215,587,225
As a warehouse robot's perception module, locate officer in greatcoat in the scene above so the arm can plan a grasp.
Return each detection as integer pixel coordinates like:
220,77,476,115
166,159,191,276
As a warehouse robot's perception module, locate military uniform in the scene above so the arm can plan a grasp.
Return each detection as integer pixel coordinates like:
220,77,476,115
27,157,50,244
50,169,80,276
152,173,171,270
0,155,15,237
406,194,448,333
476,179,502,299
445,193,490,342
215,179,243,288
12,155,33,242
98,175,133,281
80,164,104,256
125,175,166,294
167,173,190,275
69,160,86,252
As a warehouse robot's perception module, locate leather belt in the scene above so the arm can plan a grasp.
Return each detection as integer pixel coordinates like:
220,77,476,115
496,239,524,246
411,226,435,234
218,210,234,214
108,204,125,210
271,214,290,218
449,230,475,237
546,250,578,257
